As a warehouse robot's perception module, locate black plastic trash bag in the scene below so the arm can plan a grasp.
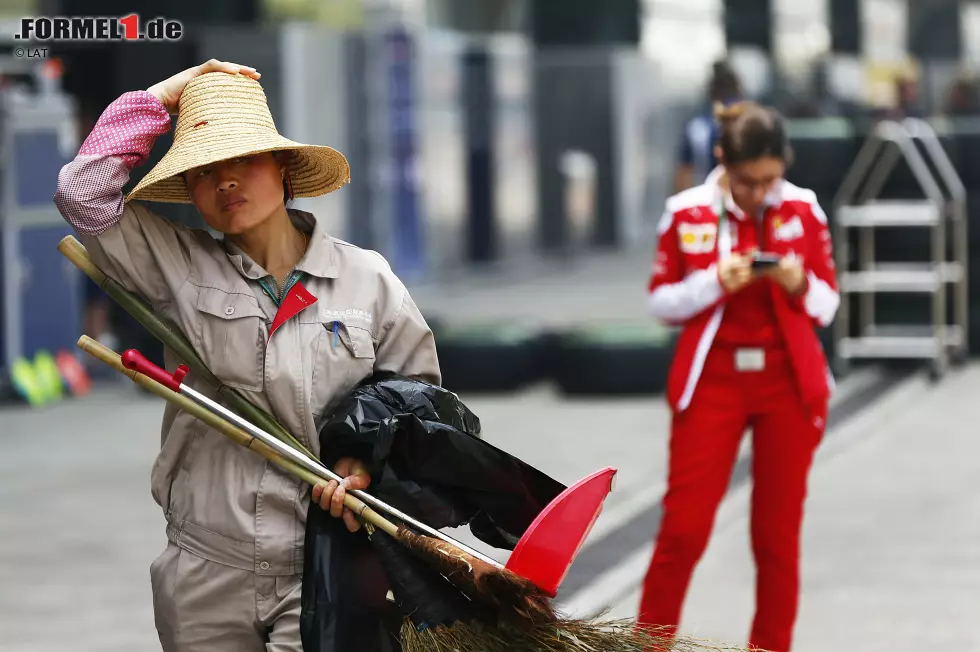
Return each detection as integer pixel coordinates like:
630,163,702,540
319,372,567,548
300,508,404,652
300,372,566,652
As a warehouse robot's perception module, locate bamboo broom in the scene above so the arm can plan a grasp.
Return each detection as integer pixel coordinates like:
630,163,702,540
77,336,657,650
80,335,748,652
59,236,312,459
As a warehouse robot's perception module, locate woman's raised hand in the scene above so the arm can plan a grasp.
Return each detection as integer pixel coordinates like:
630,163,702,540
146,60,261,113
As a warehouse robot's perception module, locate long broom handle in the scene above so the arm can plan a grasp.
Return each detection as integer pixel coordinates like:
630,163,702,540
58,236,313,460
60,236,507,567
77,335,400,539
119,347,505,570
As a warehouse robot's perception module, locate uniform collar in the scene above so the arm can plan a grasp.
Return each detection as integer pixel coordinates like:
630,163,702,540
706,165,784,221
222,208,339,281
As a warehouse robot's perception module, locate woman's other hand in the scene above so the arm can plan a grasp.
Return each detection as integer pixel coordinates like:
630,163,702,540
311,457,372,533
718,253,754,294
766,255,807,295
147,60,261,113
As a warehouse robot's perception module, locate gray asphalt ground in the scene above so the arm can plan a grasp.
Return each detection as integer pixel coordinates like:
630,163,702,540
3,244,979,650
598,366,980,652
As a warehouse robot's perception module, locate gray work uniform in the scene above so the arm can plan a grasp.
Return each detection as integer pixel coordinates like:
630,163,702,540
56,183,440,650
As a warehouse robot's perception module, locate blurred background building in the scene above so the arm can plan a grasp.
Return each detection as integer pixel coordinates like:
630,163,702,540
3,0,980,385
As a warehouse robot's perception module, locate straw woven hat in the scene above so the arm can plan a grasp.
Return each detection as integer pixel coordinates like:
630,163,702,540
126,72,350,204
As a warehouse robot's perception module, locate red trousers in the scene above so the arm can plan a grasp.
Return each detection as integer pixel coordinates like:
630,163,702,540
637,344,826,652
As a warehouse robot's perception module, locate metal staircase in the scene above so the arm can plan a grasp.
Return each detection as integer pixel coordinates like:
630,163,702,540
832,118,968,379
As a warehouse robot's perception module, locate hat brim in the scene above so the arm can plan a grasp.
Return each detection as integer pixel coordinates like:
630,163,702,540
126,132,350,204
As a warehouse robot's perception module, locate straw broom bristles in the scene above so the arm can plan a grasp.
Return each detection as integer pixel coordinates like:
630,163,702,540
401,619,653,652
401,618,658,652
399,618,756,652
370,524,672,652
396,527,557,626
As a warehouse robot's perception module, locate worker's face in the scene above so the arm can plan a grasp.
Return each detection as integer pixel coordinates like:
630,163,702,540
184,152,286,235
724,157,785,216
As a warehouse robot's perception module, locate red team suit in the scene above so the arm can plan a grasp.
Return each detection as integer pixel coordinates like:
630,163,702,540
639,168,840,652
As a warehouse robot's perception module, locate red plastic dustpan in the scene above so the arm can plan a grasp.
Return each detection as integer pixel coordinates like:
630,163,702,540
505,467,617,597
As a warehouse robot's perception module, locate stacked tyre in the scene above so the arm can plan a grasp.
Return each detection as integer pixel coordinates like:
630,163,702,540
431,319,679,397
549,322,678,396
434,323,550,393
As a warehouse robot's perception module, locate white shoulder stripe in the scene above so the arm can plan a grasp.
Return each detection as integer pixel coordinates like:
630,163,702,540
780,181,826,224
665,184,714,214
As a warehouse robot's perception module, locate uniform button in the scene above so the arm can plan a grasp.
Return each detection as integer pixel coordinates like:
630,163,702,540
259,561,270,571
225,306,235,316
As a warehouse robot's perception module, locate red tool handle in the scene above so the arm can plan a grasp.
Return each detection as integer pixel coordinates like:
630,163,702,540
121,349,189,393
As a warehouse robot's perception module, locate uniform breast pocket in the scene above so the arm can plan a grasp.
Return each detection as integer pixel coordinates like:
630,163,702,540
310,320,376,419
192,286,267,392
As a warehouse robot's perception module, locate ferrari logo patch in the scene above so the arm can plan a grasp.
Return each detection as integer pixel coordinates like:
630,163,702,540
677,223,717,254
772,215,804,242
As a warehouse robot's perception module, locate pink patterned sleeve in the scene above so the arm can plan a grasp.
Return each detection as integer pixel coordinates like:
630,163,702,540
54,90,171,235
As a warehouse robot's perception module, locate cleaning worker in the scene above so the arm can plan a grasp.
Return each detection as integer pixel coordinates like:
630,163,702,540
54,60,440,651
639,100,839,652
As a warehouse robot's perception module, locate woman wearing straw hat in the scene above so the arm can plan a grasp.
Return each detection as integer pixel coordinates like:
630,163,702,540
54,60,440,651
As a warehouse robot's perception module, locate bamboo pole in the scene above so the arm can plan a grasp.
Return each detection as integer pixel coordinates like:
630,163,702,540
59,236,313,460
77,335,398,538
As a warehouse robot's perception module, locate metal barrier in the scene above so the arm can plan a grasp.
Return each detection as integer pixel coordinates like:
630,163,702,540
832,118,969,378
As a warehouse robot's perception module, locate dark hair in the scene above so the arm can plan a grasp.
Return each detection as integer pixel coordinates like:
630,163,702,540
274,150,293,205
710,61,742,103
715,101,794,166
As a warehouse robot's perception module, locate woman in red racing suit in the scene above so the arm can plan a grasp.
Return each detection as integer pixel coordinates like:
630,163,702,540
637,101,839,652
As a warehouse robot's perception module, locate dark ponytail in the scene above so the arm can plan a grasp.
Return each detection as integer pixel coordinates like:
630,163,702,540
715,101,794,166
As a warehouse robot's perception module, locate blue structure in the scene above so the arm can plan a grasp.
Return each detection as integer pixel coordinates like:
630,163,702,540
385,27,426,279
0,78,82,379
